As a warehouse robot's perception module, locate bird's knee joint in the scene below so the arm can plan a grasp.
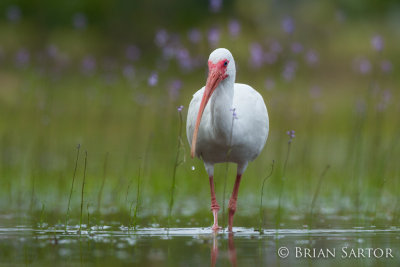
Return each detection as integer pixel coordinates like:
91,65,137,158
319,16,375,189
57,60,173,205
211,202,220,211
228,201,237,213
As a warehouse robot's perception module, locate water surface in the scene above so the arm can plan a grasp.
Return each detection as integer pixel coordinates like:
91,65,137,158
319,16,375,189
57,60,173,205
1,223,399,266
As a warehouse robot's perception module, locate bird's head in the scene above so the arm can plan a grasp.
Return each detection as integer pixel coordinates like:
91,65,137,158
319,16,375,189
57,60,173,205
207,48,236,82
190,48,236,158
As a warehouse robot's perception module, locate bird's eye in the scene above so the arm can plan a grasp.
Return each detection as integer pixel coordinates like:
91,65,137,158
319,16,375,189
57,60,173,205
224,61,228,66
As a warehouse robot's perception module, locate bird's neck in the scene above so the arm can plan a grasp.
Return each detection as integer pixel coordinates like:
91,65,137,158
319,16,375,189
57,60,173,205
209,78,235,143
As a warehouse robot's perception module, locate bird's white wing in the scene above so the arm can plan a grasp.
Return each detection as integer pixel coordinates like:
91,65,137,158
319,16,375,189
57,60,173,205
232,83,269,160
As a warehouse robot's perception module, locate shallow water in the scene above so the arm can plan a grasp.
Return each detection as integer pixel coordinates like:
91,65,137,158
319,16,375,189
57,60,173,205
1,224,399,266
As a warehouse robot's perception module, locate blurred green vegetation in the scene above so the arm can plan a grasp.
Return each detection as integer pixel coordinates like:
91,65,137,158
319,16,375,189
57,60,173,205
0,0,399,229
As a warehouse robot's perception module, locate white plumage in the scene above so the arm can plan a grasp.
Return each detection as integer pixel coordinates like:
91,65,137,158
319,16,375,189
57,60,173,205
186,48,269,231
187,48,269,175
187,83,269,173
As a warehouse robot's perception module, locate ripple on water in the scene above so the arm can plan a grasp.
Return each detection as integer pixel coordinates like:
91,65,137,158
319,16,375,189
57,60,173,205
0,226,399,241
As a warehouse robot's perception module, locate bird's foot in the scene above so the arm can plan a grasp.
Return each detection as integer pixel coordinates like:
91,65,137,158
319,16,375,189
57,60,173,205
211,224,222,231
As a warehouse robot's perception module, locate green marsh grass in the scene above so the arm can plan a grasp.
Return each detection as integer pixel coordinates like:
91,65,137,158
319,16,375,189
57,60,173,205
259,160,274,233
0,13,399,231
87,203,91,231
65,144,81,231
130,160,142,230
276,133,294,229
79,151,88,233
168,107,185,228
97,152,108,214
1,6,400,267
39,202,45,228
308,165,330,228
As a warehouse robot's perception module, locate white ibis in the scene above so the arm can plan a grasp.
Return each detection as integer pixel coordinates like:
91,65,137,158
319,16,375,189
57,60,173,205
187,48,269,231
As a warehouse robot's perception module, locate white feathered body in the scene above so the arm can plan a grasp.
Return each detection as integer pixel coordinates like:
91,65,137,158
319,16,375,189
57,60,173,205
186,82,269,169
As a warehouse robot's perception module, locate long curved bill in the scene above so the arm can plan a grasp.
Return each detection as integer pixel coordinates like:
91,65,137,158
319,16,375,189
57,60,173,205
191,67,223,158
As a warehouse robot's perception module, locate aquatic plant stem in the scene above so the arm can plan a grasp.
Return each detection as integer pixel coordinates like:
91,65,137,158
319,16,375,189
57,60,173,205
276,140,292,229
168,110,185,228
132,161,142,230
79,151,88,233
309,165,330,228
39,202,45,228
259,160,274,233
65,144,80,232
87,203,90,232
97,152,108,214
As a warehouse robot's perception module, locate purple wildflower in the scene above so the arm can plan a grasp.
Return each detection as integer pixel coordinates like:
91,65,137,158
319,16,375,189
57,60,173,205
125,45,140,61
377,89,391,112
15,48,30,68
155,29,168,47
380,60,392,73
287,130,295,143
162,45,175,60
46,45,59,59
270,40,283,54
81,56,96,75
191,55,205,69
282,16,294,34
291,42,303,54
177,105,184,112
176,47,192,71
73,13,87,30
6,5,21,23
359,59,371,74
209,0,222,13
230,108,238,119
188,29,202,44
264,52,278,65
354,57,371,75
168,79,183,101
123,65,135,79
148,71,158,86
305,50,319,66
208,28,220,47
282,61,297,81
249,43,263,68
228,20,241,38
371,35,384,52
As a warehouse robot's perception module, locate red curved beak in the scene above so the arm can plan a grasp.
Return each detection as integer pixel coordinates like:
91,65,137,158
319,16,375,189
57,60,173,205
191,64,224,158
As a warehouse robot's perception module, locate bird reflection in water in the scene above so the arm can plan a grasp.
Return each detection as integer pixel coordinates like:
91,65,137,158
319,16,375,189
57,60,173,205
211,232,237,267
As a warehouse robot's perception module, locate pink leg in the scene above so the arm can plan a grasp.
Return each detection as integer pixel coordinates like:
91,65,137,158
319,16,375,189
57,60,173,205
209,176,220,230
228,174,242,232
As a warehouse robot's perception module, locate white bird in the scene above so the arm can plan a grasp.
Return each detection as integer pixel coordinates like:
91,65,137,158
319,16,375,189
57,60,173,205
187,48,269,231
